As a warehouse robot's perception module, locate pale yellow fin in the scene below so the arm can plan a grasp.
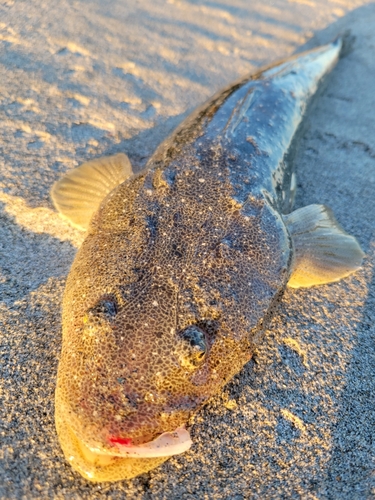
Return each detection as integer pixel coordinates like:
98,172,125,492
51,153,133,230
284,204,365,288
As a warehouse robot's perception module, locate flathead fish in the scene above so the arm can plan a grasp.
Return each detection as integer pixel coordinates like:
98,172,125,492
51,37,364,482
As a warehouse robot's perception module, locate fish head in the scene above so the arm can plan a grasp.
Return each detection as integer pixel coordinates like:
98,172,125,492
55,170,291,480
55,260,243,477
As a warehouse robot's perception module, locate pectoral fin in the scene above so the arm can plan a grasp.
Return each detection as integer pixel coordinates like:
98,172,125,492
284,204,364,288
51,153,133,230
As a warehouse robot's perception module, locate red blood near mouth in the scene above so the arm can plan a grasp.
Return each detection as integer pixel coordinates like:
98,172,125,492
109,436,132,446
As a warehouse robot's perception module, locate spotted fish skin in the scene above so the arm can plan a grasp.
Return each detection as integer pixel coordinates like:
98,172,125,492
54,39,355,481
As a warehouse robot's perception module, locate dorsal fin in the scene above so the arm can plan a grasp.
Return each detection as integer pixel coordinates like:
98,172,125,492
51,153,133,230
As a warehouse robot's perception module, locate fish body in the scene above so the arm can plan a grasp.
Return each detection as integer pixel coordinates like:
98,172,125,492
52,38,363,482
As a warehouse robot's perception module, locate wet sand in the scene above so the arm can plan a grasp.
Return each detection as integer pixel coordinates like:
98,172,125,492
0,1,375,498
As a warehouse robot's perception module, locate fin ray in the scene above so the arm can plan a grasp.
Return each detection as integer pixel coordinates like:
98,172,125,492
51,153,133,230
284,204,364,288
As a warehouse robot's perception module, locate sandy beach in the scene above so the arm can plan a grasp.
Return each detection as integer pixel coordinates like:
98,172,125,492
1,1,375,498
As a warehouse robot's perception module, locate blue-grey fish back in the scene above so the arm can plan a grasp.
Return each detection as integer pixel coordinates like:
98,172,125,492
150,38,342,213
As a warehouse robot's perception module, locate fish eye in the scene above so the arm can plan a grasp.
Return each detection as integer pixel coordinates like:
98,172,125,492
87,296,118,322
178,325,207,368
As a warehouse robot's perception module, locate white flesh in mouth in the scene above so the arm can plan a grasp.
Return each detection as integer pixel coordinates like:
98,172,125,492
78,426,192,465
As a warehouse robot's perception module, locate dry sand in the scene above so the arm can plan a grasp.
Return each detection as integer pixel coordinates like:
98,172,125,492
1,1,375,498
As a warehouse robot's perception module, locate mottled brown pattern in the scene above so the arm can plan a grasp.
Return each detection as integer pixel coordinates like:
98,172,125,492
56,151,290,479
55,41,341,481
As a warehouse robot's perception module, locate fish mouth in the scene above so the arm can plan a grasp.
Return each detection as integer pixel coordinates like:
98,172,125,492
55,398,192,480
73,425,192,465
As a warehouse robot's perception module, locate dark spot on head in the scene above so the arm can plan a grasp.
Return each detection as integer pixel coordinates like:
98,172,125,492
177,325,207,368
146,215,158,239
163,168,176,187
173,212,182,226
88,295,118,321
172,242,184,258
196,319,219,337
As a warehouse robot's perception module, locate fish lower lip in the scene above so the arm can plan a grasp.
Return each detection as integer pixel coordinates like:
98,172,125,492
78,426,192,460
